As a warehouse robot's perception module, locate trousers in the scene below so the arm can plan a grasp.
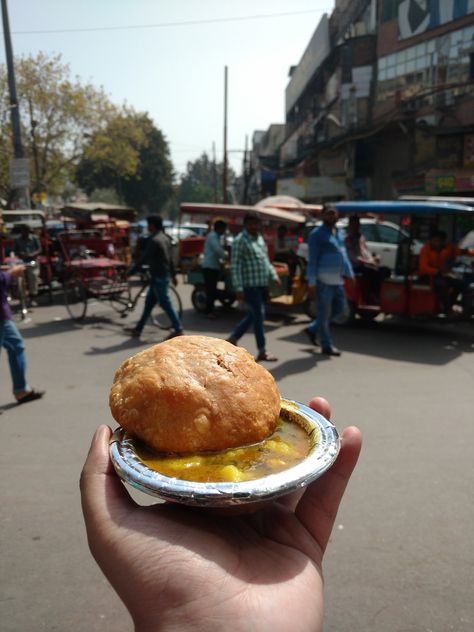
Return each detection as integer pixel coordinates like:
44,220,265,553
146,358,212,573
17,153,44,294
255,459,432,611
0,319,28,393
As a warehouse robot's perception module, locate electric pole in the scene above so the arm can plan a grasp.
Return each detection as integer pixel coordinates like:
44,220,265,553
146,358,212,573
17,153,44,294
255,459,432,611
1,0,30,208
223,66,228,204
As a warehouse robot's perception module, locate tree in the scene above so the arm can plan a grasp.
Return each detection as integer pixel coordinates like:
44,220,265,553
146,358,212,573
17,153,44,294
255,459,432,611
76,112,174,214
0,52,116,204
175,152,236,205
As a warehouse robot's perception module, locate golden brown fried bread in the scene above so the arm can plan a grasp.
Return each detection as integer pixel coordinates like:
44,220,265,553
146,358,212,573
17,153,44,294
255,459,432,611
109,335,280,453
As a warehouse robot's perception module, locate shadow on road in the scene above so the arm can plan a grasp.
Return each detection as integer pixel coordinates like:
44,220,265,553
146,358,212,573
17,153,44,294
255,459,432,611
280,318,473,366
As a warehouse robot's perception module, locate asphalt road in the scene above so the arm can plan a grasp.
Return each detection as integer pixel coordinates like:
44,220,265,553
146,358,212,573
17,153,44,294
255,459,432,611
1,284,473,632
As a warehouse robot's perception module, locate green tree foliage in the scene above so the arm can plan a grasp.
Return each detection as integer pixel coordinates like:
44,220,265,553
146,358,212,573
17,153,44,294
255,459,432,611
0,52,115,203
76,112,174,214
176,152,236,204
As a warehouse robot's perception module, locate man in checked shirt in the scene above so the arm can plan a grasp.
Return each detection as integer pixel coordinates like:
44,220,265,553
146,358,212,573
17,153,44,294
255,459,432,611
226,212,281,362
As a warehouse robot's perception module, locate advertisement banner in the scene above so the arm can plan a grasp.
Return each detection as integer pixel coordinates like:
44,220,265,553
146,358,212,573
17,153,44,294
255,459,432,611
398,0,472,39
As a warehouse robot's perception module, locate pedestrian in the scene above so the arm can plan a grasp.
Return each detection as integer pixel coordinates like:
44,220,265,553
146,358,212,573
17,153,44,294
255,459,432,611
303,204,354,356
0,265,45,404
226,212,280,362
202,219,227,319
13,224,42,306
125,215,183,340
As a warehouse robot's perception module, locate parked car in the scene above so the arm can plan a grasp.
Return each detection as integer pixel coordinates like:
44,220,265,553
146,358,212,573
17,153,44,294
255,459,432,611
296,218,422,271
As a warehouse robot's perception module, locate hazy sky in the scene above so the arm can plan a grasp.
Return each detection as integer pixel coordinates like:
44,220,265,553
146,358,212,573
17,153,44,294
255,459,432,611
1,0,334,176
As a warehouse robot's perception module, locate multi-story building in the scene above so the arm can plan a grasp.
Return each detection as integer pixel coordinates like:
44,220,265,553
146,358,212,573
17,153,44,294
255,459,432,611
264,0,474,202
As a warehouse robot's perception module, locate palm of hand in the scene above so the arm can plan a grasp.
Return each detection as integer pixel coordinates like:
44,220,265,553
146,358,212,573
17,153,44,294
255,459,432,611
99,497,323,631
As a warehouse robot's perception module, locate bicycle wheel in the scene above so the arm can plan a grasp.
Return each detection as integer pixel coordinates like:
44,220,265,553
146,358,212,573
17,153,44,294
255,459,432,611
107,269,132,314
63,277,88,321
150,285,183,330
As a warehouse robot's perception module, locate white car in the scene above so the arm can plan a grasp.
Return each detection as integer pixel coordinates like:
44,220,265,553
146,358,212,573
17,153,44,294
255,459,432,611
296,218,422,271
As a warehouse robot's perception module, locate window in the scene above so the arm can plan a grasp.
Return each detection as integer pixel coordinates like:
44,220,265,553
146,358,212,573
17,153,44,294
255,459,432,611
376,225,402,245
359,224,378,241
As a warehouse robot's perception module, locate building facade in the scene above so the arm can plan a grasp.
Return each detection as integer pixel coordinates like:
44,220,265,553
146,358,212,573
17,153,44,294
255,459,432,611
254,0,474,202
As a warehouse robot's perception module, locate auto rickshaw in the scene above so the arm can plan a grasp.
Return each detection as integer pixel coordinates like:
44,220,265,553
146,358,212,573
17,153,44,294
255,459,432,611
335,200,474,322
179,202,315,316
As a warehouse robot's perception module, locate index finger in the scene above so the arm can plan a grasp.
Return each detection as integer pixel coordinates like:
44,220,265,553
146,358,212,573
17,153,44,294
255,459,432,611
80,425,136,534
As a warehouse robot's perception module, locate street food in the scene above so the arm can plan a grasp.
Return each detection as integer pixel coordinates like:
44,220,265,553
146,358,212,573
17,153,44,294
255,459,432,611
109,335,281,453
135,411,311,482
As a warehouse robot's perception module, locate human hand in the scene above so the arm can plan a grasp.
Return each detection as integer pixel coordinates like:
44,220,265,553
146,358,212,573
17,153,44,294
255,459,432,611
10,265,26,278
307,284,316,299
236,291,245,302
80,398,361,632
172,275,178,287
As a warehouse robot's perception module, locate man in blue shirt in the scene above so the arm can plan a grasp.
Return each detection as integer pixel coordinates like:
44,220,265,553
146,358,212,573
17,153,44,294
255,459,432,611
202,219,226,319
304,204,354,356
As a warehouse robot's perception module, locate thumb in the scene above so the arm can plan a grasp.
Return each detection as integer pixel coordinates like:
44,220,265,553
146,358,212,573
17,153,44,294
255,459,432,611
80,425,136,536
295,426,362,557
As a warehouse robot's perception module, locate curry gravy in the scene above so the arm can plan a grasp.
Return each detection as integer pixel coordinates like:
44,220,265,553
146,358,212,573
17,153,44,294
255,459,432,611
135,416,311,483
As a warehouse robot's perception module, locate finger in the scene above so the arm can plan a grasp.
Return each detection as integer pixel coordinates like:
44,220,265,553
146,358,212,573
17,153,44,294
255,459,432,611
80,425,136,531
295,426,362,558
277,397,332,511
308,396,331,420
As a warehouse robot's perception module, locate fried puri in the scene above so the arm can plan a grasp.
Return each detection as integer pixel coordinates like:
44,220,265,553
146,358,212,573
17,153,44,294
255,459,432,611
109,335,281,453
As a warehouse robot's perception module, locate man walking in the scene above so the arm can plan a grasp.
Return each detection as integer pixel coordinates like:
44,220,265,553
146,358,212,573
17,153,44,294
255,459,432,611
1,265,45,403
227,212,280,362
125,215,183,340
202,219,227,319
304,204,353,356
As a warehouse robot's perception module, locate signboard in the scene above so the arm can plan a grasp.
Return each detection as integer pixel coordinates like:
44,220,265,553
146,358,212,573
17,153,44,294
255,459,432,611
9,158,30,188
426,169,474,194
277,176,348,201
398,0,473,40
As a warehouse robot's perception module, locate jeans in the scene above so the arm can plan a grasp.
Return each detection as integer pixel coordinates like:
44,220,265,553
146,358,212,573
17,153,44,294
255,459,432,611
0,319,28,393
202,268,220,314
308,282,348,350
230,287,266,352
136,276,182,333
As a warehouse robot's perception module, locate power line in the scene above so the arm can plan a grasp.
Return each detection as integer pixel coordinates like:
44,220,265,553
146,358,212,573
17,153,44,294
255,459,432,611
7,9,324,36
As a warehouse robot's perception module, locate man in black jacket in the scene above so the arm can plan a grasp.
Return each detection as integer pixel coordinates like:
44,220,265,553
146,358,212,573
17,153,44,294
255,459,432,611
126,215,183,339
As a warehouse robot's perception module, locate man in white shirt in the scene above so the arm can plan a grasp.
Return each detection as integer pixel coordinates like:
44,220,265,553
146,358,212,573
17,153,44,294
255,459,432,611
202,220,227,318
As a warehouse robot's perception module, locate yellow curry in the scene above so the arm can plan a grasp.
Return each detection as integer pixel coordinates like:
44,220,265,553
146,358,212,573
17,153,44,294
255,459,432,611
135,416,312,483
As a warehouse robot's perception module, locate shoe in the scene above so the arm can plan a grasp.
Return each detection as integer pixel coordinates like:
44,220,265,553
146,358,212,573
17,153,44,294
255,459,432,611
124,327,141,338
322,347,341,356
225,337,238,346
163,330,184,341
256,351,278,362
303,327,319,346
16,389,45,404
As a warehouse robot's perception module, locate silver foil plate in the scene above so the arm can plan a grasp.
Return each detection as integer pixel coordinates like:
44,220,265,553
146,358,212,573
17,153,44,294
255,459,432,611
109,398,340,508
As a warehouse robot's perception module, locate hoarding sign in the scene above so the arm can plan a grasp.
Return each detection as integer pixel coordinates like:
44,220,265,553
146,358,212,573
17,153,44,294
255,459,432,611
398,0,473,40
9,158,30,188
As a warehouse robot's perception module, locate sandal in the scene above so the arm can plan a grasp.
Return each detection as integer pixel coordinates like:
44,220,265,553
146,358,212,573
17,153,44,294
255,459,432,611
16,390,45,405
256,351,278,362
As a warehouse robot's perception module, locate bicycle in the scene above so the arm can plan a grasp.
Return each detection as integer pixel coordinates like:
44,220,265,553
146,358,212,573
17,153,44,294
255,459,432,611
63,265,183,329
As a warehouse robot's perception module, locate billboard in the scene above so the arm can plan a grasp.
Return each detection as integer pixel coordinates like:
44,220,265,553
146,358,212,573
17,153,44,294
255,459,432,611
397,0,473,40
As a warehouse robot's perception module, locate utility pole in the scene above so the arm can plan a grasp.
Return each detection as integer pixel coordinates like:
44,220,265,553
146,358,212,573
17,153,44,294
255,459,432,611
212,141,218,203
223,66,228,204
1,0,30,208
